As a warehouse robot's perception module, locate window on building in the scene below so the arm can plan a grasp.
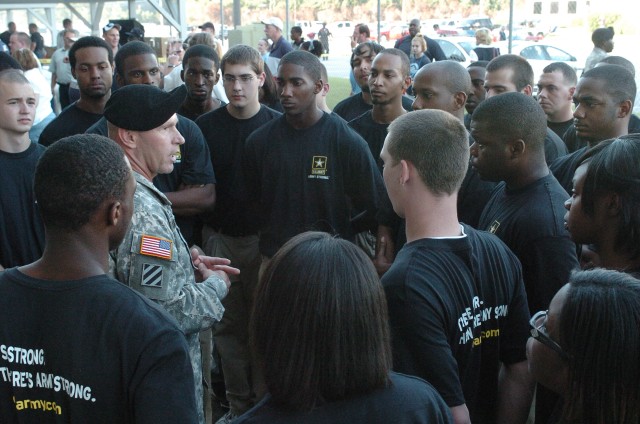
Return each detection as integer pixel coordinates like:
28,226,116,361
568,1,577,13
550,2,559,13
533,1,542,13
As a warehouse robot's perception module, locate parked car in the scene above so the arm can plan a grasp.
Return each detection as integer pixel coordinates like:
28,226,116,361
438,17,494,37
378,23,409,43
513,43,584,81
328,21,355,38
432,37,478,67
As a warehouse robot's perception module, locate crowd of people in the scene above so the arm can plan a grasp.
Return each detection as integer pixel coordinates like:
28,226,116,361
0,14,639,424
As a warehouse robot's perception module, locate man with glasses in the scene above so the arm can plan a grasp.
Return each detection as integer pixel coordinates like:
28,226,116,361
196,45,280,424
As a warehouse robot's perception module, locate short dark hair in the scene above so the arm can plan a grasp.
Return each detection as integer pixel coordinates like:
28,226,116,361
598,56,635,77
350,41,384,69
376,48,409,77
560,268,640,424
0,52,22,72
251,231,392,411
486,54,534,91
387,109,469,195
291,26,302,35
358,24,370,38
581,64,636,104
63,18,72,26
114,40,156,78
221,44,263,75
591,27,614,45
542,61,577,86
182,44,219,70
300,40,323,58
579,134,640,259
279,50,322,82
34,134,130,231
69,36,113,70
472,91,547,151
468,60,489,69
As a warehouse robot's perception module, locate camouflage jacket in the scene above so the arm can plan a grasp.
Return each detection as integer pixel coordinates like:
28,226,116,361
110,171,227,424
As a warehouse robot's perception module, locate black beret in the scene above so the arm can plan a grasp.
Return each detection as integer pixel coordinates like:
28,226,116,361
104,84,186,131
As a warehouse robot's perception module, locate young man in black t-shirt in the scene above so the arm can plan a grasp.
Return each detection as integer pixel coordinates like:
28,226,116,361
0,70,45,270
196,45,281,424
178,45,223,121
39,36,114,147
536,62,577,142
380,109,532,424
412,60,497,229
240,50,385,259
484,54,567,164
333,42,414,122
0,134,198,424
550,64,635,193
471,93,579,424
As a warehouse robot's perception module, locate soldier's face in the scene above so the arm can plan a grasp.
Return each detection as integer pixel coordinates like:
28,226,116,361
135,114,184,177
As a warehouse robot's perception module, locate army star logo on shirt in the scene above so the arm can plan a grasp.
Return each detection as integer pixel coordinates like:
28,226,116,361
309,156,329,180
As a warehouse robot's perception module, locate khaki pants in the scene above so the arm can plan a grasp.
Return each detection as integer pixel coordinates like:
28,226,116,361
203,226,266,416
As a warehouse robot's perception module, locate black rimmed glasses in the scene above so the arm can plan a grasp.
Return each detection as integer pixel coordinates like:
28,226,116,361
529,310,569,360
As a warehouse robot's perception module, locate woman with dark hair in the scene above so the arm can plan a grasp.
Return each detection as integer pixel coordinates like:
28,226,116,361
258,64,283,112
300,39,323,58
564,134,640,274
235,232,452,423
527,268,640,423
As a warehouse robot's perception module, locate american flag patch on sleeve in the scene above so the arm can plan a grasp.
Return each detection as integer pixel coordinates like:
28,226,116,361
140,235,173,260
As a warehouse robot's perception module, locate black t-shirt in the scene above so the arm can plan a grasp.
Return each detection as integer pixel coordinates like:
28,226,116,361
30,32,45,58
241,112,385,257
394,35,447,62
629,114,640,134
39,103,104,147
234,372,453,424
86,115,216,245
333,94,414,123
382,224,530,424
348,110,389,172
0,143,46,268
547,119,573,141
0,268,198,424
196,105,281,236
549,146,588,194
543,127,567,165
478,174,579,313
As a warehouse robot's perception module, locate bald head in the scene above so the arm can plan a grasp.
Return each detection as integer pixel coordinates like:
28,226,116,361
412,60,471,119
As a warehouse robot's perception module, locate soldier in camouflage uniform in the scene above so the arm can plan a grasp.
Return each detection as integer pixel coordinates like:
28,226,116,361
106,84,235,424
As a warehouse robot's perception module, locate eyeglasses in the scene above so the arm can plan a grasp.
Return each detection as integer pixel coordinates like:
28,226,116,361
529,310,569,360
222,75,255,84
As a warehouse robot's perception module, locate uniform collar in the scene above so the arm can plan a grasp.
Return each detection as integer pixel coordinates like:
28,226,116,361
133,171,171,205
